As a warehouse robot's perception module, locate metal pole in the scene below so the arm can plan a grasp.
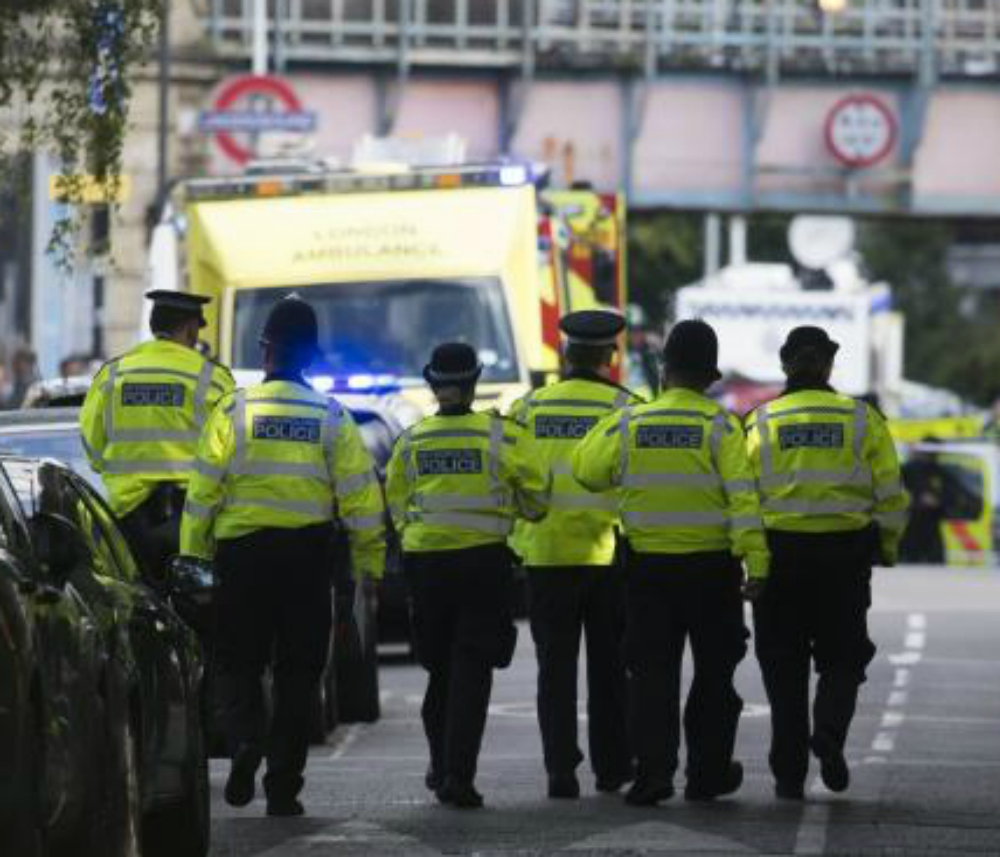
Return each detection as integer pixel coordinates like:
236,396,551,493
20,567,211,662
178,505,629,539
156,0,170,201
703,213,722,281
253,0,268,75
729,215,747,266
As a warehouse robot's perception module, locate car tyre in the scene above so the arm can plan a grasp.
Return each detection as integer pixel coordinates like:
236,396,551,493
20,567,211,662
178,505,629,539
143,716,210,857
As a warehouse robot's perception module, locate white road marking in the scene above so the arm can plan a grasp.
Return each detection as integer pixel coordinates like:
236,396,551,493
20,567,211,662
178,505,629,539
567,821,754,852
328,723,363,760
872,731,896,753
893,667,910,688
905,631,926,650
881,710,905,728
908,613,927,630
887,690,908,708
889,651,922,666
794,802,830,855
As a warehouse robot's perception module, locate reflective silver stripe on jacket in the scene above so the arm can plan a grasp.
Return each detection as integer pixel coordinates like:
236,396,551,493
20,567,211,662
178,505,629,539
635,408,712,421
415,493,506,512
233,390,248,465
412,427,516,445
193,359,214,424
341,511,384,530
245,396,328,410
550,461,574,476
226,496,333,517
616,407,632,486
874,509,908,528
528,397,618,410
763,497,873,515
730,514,764,529
874,478,904,502
103,359,120,441
622,472,720,489
120,366,200,382
337,469,378,496
622,509,729,527
109,428,200,444
613,390,631,409
183,497,214,519
413,511,512,536
102,459,193,475
80,434,103,469
232,460,329,479
194,459,226,481
549,493,618,512
758,469,873,490
708,411,727,465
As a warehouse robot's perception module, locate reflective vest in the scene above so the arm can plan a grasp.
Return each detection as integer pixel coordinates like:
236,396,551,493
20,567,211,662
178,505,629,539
80,339,235,516
179,380,386,578
573,387,769,579
385,411,550,553
508,377,638,567
745,388,910,562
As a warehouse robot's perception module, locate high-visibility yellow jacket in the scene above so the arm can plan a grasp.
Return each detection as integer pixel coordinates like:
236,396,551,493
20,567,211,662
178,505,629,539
572,387,770,579
744,388,910,563
179,379,386,579
508,376,641,567
385,410,550,553
80,339,235,516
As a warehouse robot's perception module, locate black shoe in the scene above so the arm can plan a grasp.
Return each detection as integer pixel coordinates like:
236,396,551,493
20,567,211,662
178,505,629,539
425,766,443,792
775,781,805,800
811,733,850,793
436,779,484,809
624,778,675,806
595,771,634,794
266,797,305,817
547,772,580,799
224,746,263,808
684,761,744,802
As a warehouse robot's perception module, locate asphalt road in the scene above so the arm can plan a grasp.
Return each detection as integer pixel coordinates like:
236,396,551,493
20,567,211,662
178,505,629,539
209,565,1000,856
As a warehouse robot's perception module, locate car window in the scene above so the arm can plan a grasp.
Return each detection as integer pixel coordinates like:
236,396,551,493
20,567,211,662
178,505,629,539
71,480,140,583
0,426,103,495
0,463,31,556
32,464,124,583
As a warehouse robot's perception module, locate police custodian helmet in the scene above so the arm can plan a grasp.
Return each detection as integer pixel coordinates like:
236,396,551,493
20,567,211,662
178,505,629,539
261,295,320,354
423,342,482,386
662,319,722,382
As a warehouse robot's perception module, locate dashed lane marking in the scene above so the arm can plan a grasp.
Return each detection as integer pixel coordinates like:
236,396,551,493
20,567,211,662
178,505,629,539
328,723,363,760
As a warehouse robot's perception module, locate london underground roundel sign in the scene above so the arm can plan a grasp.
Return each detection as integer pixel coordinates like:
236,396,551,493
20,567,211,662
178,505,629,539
824,94,897,168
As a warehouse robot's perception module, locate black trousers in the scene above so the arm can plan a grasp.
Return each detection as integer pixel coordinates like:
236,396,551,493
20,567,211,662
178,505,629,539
405,543,516,786
119,483,185,578
527,566,631,779
624,551,748,788
215,524,333,800
752,529,877,788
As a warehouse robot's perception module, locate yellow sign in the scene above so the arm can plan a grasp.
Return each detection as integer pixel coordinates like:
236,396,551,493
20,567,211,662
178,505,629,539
48,174,132,204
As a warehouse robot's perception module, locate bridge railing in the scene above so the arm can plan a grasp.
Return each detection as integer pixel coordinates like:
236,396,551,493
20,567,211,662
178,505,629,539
204,0,1000,77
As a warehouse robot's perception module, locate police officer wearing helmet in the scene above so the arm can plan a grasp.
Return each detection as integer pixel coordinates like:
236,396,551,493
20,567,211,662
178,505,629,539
386,343,549,809
179,296,385,817
80,290,235,575
509,310,640,800
573,320,768,806
745,326,908,800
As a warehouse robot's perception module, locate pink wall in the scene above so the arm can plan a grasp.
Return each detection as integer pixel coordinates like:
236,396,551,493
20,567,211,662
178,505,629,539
634,82,744,194
393,80,499,159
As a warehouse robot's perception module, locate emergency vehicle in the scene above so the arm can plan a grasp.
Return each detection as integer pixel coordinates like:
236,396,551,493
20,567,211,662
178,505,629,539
151,162,626,415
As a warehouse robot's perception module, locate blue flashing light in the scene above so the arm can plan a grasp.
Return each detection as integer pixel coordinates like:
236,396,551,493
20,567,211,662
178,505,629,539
308,373,400,395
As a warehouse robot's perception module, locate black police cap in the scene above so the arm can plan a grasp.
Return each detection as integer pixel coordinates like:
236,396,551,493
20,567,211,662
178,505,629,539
261,295,319,352
559,309,626,347
145,290,211,313
663,319,722,382
423,342,482,386
779,326,839,364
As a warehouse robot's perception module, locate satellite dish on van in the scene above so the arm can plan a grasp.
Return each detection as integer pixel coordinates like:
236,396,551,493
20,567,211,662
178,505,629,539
788,216,855,270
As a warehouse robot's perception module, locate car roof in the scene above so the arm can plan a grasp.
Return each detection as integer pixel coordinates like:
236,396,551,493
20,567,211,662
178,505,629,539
0,407,81,430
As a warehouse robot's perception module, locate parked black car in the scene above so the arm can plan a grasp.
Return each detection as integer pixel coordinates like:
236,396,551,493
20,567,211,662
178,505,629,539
0,401,402,739
0,455,208,857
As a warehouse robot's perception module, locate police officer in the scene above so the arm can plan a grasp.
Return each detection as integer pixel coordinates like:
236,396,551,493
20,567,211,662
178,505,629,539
509,310,639,799
573,320,768,806
80,290,234,575
386,343,549,809
179,296,385,817
745,326,909,799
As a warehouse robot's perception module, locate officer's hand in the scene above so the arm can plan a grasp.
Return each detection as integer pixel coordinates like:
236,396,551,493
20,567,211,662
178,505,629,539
743,577,766,602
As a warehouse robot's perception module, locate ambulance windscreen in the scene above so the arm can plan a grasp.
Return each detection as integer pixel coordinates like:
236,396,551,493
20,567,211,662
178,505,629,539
233,278,519,384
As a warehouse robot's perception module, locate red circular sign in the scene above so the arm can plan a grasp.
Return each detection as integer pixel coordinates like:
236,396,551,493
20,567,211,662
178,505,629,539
212,75,304,165
824,94,897,169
